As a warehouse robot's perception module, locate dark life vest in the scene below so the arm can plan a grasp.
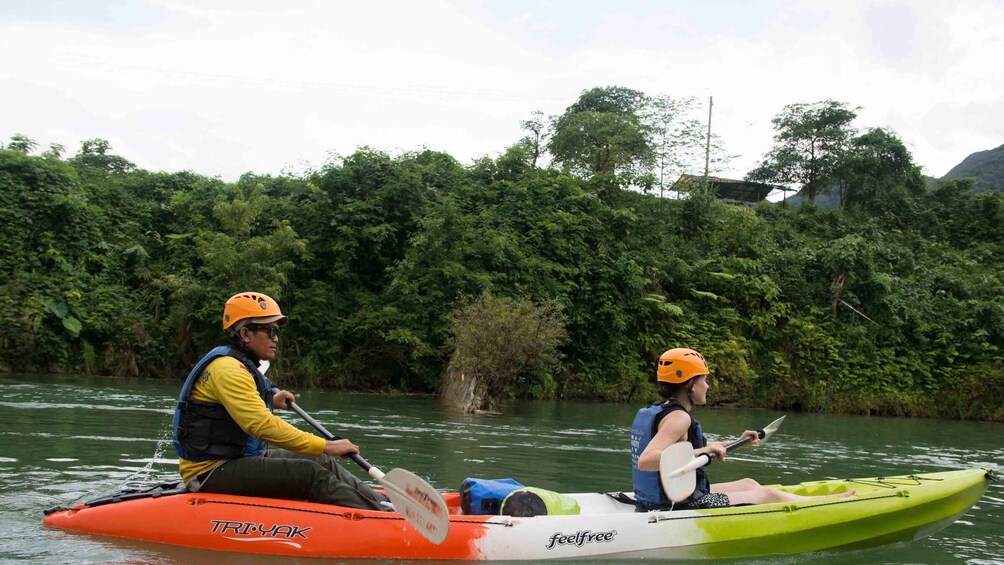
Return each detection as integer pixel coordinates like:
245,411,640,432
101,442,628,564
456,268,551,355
172,345,274,461
631,400,709,509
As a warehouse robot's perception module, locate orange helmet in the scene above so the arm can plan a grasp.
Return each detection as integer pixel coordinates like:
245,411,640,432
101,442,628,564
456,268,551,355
657,348,708,384
222,292,288,330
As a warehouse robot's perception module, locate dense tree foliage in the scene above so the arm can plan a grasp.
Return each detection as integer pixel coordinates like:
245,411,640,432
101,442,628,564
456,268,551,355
838,128,925,216
444,293,567,411
548,86,654,179
546,86,715,194
748,100,858,205
2,92,1002,421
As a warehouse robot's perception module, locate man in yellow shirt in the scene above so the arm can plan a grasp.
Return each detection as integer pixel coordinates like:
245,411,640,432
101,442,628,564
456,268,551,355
171,292,391,510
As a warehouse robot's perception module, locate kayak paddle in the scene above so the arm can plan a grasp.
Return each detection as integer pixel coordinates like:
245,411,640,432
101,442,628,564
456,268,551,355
288,401,449,544
659,415,786,502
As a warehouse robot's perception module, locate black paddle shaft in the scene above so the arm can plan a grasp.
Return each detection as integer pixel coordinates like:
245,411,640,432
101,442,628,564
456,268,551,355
288,401,372,472
704,428,766,464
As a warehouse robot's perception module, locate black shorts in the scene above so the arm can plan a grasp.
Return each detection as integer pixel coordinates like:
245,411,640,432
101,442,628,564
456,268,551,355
685,492,731,509
635,492,731,512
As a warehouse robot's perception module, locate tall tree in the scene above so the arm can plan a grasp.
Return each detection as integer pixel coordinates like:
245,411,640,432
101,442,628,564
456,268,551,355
70,138,136,175
5,134,37,154
547,86,654,180
642,95,723,197
839,128,924,217
519,110,548,168
42,142,66,160
748,100,858,205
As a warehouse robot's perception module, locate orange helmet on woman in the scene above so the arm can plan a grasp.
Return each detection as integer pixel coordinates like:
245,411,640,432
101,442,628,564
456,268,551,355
222,292,288,330
657,348,708,384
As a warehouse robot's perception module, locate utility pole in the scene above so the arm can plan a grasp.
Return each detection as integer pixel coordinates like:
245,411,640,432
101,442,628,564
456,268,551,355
703,96,713,181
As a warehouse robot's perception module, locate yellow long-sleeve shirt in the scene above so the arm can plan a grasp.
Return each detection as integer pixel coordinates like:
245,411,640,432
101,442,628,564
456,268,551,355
178,355,325,483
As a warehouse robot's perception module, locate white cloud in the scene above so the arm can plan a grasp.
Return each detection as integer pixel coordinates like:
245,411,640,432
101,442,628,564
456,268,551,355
1,0,1001,180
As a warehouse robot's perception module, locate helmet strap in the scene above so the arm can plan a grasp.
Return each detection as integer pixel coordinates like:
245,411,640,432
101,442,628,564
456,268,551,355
683,379,697,411
229,334,260,364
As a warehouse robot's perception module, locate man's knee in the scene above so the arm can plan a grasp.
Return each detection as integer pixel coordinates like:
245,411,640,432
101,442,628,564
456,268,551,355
280,457,328,480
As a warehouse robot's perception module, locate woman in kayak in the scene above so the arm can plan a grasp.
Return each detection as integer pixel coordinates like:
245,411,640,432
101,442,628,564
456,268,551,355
631,347,854,510
171,291,392,510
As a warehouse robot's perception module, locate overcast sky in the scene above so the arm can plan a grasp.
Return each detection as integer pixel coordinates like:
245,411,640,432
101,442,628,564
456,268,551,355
2,0,1002,182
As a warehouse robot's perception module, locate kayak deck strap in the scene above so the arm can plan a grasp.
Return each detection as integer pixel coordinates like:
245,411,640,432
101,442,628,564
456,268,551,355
647,492,903,523
44,482,189,515
605,492,641,507
201,498,510,525
203,498,362,519
841,475,942,490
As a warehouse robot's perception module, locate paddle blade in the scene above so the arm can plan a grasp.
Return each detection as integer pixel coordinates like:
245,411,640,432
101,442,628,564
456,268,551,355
760,415,786,443
380,468,450,544
660,442,697,503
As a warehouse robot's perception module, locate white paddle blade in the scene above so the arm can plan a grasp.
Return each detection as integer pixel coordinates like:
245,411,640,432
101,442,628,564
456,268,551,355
760,415,786,443
380,468,449,544
660,442,697,503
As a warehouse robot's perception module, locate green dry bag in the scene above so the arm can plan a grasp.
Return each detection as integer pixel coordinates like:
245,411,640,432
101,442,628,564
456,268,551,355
500,487,581,517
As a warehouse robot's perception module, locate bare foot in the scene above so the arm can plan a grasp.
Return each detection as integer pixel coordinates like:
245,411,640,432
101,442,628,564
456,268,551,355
805,488,855,501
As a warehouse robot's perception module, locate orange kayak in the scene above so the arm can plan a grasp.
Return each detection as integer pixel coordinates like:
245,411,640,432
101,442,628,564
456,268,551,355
45,488,491,559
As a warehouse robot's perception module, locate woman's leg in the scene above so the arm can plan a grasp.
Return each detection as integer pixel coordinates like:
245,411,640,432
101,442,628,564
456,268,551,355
713,478,855,505
710,478,762,494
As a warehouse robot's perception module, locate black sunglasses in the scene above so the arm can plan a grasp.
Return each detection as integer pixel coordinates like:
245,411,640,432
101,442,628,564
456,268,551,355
249,325,280,339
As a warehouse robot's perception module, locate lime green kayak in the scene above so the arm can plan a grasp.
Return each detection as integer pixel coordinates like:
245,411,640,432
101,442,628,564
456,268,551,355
648,467,993,559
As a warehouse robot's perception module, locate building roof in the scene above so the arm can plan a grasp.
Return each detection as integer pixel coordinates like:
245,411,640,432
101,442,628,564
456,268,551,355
672,174,787,205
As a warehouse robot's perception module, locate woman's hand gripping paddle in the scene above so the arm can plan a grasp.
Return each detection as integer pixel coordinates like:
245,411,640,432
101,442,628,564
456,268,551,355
288,401,449,544
659,415,786,503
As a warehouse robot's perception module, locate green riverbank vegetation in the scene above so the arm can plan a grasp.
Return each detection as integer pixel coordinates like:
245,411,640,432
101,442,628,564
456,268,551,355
2,88,1002,420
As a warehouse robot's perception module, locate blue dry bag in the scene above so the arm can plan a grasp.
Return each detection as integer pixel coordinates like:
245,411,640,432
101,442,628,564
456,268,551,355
460,478,525,515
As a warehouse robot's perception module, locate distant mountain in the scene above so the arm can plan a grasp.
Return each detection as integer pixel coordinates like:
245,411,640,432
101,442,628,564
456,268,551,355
942,144,1004,193
780,189,839,209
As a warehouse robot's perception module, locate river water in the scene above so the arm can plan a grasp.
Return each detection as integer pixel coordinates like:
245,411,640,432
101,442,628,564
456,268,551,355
0,373,1001,564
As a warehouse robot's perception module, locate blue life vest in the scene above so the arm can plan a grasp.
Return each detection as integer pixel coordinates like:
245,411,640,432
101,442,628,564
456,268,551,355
631,400,709,509
172,345,273,461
